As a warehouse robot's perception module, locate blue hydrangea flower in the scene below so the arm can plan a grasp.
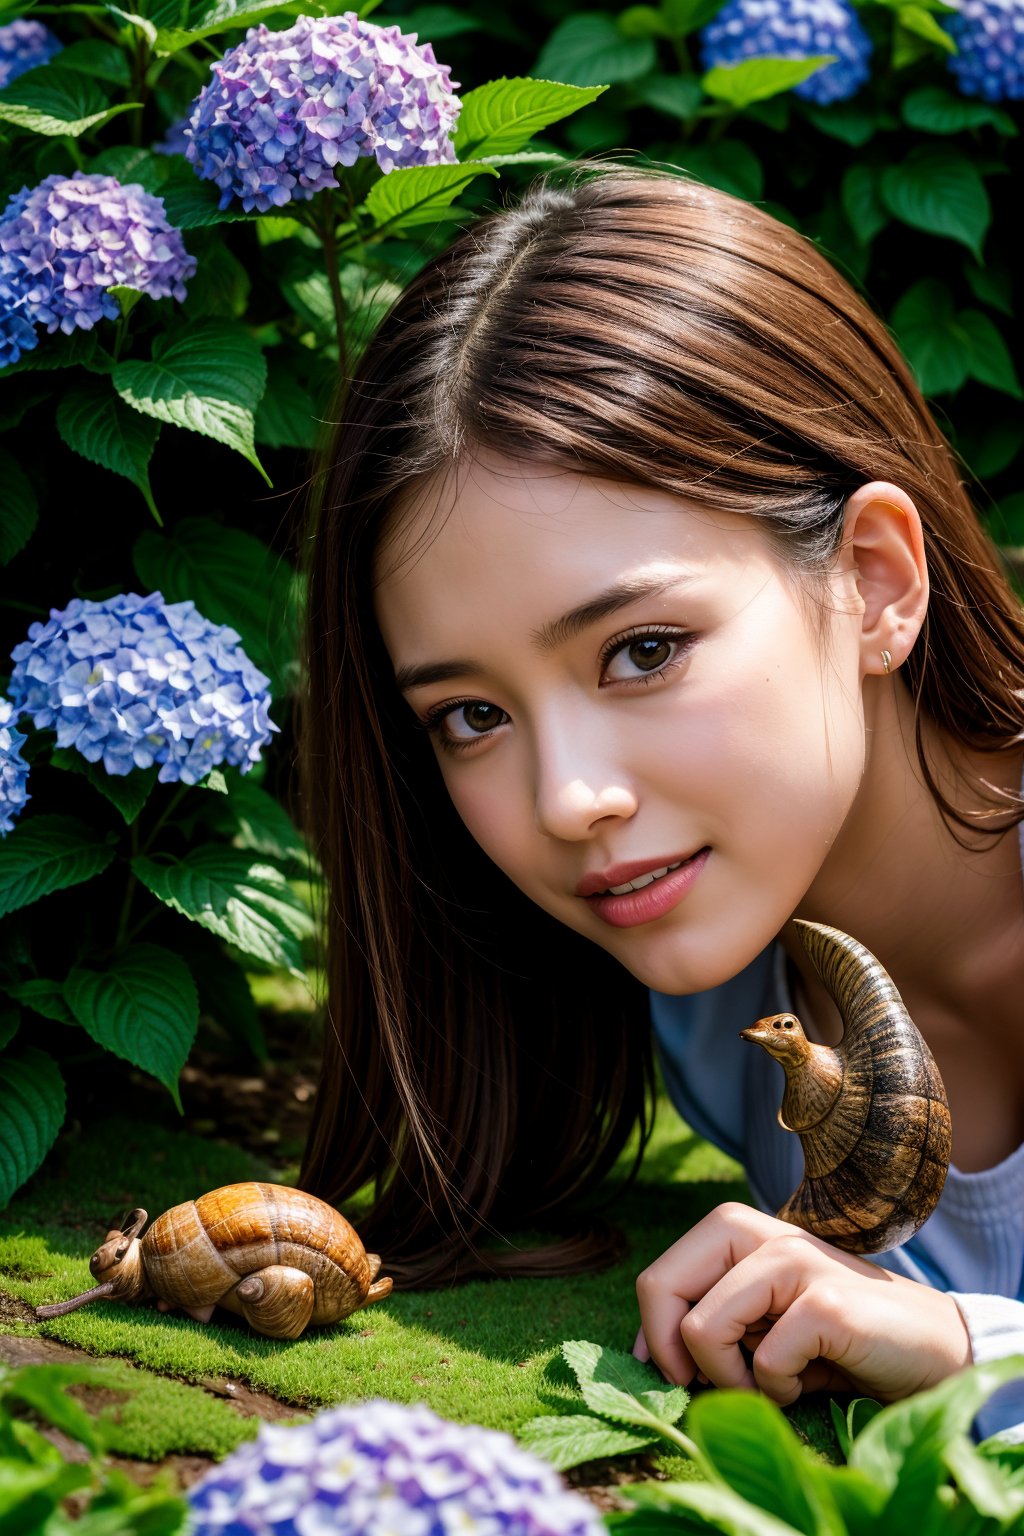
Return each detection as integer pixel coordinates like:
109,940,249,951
9,592,276,786
0,173,195,367
944,0,1024,99
0,697,30,837
0,19,63,89
700,0,873,103
184,12,461,213
187,1399,603,1535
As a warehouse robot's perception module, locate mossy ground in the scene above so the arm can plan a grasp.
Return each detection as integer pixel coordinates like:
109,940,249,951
0,1090,839,1477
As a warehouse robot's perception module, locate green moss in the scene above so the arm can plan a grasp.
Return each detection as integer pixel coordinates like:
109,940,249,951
0,1105,838,1468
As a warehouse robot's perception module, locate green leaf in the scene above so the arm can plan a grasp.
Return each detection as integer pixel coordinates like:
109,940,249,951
801,98,878,146
0,815,118,919
113,321,269,484
841,163,888,244
3,980,74,1028
633,73,704,120
254,355,320,451
702,56,834,107
957,417,1021,479
673,140,764,201
562,1339,689,1431
156,160,256,230
50,748,158,826
0,1046,65,1208
957,309,1024,397
364,162,499,231
619,5,673,38
902,85,1017,135
65,944,199,1110
454,77,607,158
895,5,957,52
880,146,990,260
1,1363,108,1454
132,849,313,975
181,238,251,321
0,1009,18,1051
57,383,161,520
132,515,297,696
964,259,1013,316
106,5,159,47
851,1356,1024,1517
155,0,299,53
663,0,730,33
534,13,657,86
391,5,481,40
622,1478,807,1534
56,39,133,85
206,772,309,866
0,329,101,377
944,1434,1024,1521
890,279,967,396
0,448,37,563
687,1392,842,1536
519,1412,656,1471
0,66,141,137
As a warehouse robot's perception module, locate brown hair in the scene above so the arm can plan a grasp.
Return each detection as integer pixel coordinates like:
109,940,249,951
298,166,1024,1286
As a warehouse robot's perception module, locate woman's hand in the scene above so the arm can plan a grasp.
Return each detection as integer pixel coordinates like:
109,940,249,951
634,1202,971,1405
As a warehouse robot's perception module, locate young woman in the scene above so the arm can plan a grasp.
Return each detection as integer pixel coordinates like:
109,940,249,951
299,166,1024,1437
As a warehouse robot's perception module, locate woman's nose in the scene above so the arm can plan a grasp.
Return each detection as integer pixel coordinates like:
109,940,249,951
531,723,638,841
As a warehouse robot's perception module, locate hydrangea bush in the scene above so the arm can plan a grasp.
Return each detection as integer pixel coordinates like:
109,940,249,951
699,0,874,103
188,1400,604,1535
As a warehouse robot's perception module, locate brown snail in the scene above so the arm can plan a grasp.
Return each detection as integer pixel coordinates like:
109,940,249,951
34,1182,392,1339
740,920,951,1254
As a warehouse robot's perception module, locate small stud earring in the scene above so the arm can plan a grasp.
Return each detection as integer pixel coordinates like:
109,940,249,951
881,649,892,675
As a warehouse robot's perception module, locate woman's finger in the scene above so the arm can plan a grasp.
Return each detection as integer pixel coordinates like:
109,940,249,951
632,1326,650,1362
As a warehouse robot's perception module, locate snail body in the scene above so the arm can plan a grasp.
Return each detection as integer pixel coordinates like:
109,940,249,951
35,1182,392,1339
740,920,951,1254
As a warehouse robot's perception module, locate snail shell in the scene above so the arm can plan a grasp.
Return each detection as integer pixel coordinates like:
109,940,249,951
740,920,951,1253
141,1182,389,1337
36,1181,392,1340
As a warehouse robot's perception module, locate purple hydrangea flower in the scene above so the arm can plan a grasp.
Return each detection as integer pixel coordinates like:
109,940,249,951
0,173,195,365
0,19,63,90
700,0,873,103
9,592,276,786
0,697,30,836
183,12,461,213
187,1400,604,1535
944,0,1024,99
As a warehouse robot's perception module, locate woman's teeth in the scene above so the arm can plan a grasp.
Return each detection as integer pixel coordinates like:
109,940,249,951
605,860,683,897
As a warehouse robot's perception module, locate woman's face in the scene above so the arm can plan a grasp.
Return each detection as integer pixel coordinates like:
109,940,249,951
374,456,868,995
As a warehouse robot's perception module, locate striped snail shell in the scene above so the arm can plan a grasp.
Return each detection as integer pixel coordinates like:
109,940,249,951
740,920,951,1254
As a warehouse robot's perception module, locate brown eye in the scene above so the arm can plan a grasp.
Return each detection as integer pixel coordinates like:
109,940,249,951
461,703,501,733
628,638,672,671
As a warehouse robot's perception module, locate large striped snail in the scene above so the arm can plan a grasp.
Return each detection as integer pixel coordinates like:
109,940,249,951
740,920,952,1254
35,1182,392,1339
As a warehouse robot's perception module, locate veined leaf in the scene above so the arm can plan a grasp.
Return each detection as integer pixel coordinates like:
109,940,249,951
619,1478,807,1534
0,1047,65,1209
880,146,990,259
53,39,132,86
534,12,656,85
132,849,313,975
0,1009,18,1051
132,516,298,696
206,772,309,867
65,944,199,1111
0,815,118,919
895,4,957,53
0,448,37,563
0,66,140,137
562,1339,689,1431
902,85,1017,135
841,163,888,245
519,1412,655,1471
455,77,606,157
188,945,266,1062
702,56,834,107
57,383,161,521
687,1391,843,1536
634,73,704,120
155,0,300,54
364,162,498,231
3,980,74,1028
957,309,1023,398
50,749,158,826
113,321,269,484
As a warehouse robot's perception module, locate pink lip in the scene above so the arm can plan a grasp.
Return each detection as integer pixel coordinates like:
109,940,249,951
576,852,696,899
582,848,710,929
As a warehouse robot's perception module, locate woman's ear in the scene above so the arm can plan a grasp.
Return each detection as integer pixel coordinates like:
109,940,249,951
841,481,928,677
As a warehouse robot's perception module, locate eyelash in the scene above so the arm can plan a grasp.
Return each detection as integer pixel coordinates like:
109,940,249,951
420,626,695,755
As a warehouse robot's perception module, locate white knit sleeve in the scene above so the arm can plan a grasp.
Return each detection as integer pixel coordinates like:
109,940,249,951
949,1292,1024,1442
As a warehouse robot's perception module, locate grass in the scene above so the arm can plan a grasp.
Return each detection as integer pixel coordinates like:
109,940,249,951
0,1099,838,1472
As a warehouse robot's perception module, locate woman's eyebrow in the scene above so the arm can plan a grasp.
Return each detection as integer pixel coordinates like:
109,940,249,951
394,573,688,694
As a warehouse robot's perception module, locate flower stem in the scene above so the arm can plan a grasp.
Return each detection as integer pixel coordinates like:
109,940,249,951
319,192,349,408
114,822,141,954
137,783,189,859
